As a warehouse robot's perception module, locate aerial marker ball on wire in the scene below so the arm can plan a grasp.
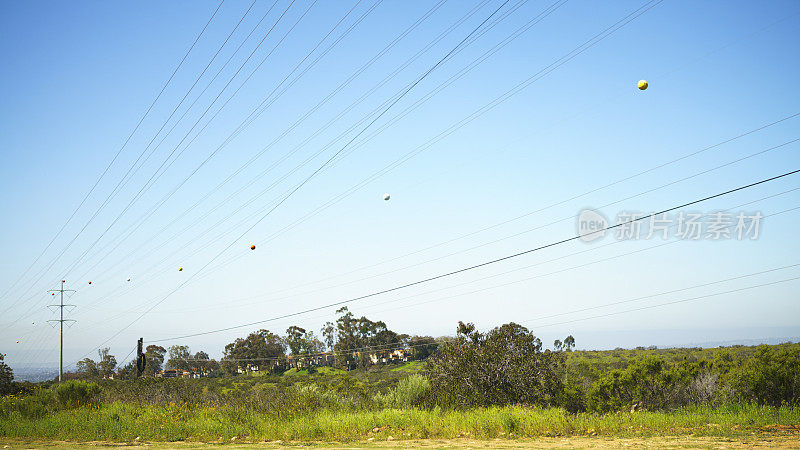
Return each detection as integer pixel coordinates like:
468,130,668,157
178,267,183,272
127,277,131,282
250,245,256,250
383,193,391,201
88,281,92,285
637,80,648,90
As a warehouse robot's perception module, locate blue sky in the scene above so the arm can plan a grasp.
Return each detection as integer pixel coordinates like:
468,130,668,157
1,0,799,373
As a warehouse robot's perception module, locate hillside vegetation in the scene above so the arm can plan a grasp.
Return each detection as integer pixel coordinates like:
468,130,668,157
1,323,799,443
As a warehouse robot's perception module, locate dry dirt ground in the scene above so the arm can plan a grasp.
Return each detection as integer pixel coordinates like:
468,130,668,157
2,433,800,450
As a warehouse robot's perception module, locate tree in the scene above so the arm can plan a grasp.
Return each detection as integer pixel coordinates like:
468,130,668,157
189,351,220,374
554,339,564,352
564,335,576,352
426,322,568,408
221,329,286,375
332,307,402,368
143,345,166,376
97,348,117,379
408,335,438,360
321,321,336,351
166,345,191,371
286,326,325,357
285,326,307,355
76,358,100,379
115,361,138,380
0,352,13,395
301,331,325,355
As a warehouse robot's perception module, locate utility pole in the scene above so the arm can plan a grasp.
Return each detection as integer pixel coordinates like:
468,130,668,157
48,279,76,383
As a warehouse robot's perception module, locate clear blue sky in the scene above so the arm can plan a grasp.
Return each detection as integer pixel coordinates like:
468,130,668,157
1,0,799,374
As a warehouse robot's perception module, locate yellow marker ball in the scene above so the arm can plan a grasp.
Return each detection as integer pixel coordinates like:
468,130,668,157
178,267,183,272
637,80,648,90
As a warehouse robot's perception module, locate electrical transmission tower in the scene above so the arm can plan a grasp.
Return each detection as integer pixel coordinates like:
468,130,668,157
48,279,76,382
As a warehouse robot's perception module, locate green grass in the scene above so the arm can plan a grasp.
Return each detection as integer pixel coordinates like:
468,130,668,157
282,367,347,377
1,404,797,443
389,361,424,373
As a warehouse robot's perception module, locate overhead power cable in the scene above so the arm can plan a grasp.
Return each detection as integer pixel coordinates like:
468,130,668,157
62,113,797,330
78,0,522,355
1,0,261,316
181,0,667,281
0,0,226,306
187,188,799,316
70,0,382,286
77,185,797,320
200,138,799,308
73,0,583,299
63,0,498,288
159,110,800,310
1,0,290,322
142,168,800,343
164,265,799,361
59,0,307,280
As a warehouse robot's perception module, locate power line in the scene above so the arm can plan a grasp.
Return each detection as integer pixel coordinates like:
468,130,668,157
167,265,798,363
4,0,308,326
1,0,263,317
227,198,799,329
72,0,576,302
147,190,800,316
69,0,382,287
70,96,793,330
0,0,226,306
183,0,667,281
59,0,306,280
143,168,800,343
45,114,798,331
121,139,798,316
62,0,495,290
184,108,796,306
79,0,521,354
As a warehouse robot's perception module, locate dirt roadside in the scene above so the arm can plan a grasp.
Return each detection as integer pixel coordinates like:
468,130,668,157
2,434,800,450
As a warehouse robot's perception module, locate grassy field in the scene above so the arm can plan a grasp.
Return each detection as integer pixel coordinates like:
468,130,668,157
2,345,799,445
1,403,798,443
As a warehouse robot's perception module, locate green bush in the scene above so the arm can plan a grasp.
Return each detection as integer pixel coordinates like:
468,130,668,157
0,388,53,420
586,356,694,413
374,373,430,408
728,345,800,406
425,322,568,408
53,380,101,408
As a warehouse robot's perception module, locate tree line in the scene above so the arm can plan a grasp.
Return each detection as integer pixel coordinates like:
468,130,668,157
63,307,437,379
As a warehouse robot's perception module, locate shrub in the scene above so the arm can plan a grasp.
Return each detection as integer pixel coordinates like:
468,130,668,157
0,353,13,395
374,373,430,408
53,380,101,408
586,356,697,413
728,345,800,406
425,322,568,408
